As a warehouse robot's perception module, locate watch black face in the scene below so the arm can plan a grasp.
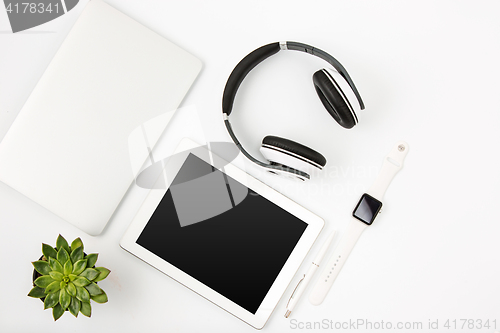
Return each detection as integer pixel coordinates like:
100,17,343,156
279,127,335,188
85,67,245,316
352,193,383,225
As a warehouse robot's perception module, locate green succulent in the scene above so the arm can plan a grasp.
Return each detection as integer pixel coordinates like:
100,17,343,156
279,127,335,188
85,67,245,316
28,235,111,321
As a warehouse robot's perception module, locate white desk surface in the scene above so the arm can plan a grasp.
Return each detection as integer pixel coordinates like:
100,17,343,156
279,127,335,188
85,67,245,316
1,1,499,332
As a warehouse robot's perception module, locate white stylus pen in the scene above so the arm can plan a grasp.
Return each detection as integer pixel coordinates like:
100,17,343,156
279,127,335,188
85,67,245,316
284,230,336,318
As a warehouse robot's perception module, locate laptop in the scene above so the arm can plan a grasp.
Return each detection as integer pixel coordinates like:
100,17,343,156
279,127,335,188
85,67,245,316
0,0,202,235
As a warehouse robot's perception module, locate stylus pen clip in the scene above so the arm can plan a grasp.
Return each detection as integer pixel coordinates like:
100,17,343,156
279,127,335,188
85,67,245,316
287,275,305,306
285,274,305,318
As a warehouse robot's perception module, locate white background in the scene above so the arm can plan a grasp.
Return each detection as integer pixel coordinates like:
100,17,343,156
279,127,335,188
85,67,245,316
1,1,499,332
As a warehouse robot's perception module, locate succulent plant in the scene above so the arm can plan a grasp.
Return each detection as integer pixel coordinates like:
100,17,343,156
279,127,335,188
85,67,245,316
28,235,110,321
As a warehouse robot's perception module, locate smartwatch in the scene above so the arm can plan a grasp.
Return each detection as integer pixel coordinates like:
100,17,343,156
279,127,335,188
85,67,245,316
309,141,409,305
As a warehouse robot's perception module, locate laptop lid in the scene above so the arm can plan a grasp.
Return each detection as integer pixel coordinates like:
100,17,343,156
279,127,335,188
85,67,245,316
0,0,202,235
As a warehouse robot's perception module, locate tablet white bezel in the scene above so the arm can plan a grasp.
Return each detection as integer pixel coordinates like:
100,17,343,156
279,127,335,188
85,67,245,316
120,138,324,329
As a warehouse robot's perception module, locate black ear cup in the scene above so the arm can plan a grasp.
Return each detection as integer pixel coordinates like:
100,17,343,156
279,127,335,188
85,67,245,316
261,136,327,170
222,42,365,181
313,69,358,129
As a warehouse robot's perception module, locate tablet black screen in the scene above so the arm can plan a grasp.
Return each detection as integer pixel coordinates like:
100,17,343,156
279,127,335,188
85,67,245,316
136,153,307,314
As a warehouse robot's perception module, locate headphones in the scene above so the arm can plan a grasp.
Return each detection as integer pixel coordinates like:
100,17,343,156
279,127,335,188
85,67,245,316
222,41,365,181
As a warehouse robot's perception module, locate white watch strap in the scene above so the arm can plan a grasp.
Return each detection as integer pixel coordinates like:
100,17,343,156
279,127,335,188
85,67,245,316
367,141,409,200
309,141,409,305
309,218,366,305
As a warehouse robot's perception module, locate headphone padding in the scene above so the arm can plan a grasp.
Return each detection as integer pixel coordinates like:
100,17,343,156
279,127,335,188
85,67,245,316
313,69,356,129
262,136,326,167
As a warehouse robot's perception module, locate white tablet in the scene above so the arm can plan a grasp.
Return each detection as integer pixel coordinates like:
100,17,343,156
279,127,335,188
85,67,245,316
120,138,324,329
